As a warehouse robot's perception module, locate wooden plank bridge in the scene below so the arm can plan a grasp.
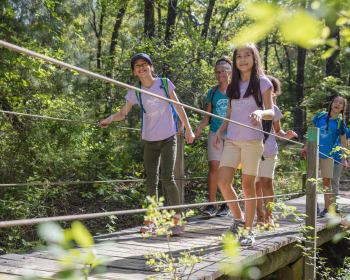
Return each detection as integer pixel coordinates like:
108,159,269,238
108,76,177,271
0,194,349,280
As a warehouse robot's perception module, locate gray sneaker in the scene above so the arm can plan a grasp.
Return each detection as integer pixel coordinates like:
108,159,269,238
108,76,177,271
227,219,245,235
169,217,185,235
239,231,255,246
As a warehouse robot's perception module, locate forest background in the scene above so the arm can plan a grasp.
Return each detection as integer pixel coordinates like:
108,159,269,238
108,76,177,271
0,0,350,254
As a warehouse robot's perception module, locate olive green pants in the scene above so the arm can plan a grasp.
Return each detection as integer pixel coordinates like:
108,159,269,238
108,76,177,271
144,135,180,207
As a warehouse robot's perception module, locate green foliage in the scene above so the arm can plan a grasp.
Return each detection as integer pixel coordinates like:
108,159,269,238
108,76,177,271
20,221,111,280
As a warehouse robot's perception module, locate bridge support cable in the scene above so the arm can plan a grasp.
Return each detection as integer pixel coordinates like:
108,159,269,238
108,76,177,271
0,192,303,228
0,39,304,146
0,110,140,131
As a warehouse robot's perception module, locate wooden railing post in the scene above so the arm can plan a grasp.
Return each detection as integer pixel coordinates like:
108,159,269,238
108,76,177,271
174,121,185,205
304,127,319,280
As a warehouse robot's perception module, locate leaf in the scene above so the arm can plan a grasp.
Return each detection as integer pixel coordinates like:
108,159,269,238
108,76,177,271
246,2,277,20
38,222,64,243
321,26,330,39
336,17,348,26
71,221,94,248
321,48,335,59
280,10,320,48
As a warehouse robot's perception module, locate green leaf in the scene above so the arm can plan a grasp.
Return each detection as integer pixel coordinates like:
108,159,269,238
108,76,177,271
336,17,348,26
38,222,64,243
321,26,330,39
71,221,94,248
280,10,319,48
321,48,336,59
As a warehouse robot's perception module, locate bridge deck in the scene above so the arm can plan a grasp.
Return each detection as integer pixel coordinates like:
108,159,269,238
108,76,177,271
0,195,349,280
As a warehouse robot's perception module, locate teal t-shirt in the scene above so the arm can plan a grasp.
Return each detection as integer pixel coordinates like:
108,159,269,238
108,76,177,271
206,87,228,134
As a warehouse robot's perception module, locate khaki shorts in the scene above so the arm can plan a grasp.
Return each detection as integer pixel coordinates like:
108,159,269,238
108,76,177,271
319,158,334,179
208,131,226,162
219,139,264,176
256,154,278,181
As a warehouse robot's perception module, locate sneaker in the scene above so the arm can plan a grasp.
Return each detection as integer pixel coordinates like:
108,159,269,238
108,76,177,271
216,204,231,217
320,209,329,217
202,205,216,217
140,220,157,233
335,205,340,214
265,213,275,228
169,217,185,235
239,231,255,246
317,203,320,214
226,219,245,235
256,211,265,227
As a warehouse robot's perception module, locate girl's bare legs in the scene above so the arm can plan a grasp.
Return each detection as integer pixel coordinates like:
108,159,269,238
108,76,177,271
260,177,274,215
323,177,332,210
218,166,243,219
208,161,220,203
256,181,263,213
242,174,257,229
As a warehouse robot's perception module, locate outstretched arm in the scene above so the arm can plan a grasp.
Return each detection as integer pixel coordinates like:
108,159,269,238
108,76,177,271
170,91,195,144
99,100,133,127
194,102,211,137
274,120,298,139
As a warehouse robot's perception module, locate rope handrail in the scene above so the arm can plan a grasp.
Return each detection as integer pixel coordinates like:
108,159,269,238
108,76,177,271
0,110,141,131
0,192,303,228
0,176,208,187
0,40,304,147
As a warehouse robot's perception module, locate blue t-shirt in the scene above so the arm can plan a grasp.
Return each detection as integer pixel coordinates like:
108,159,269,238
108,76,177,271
206,87,228,134
312,112,343,159
333,129,350,164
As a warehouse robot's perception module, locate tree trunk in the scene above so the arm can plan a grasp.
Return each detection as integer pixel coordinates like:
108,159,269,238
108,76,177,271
274,44,283,71
294,46,306,141
157,2,162,37
144,0,155,38
264,36,268,72
283,44,293,95
325,17,341,80
201,0,216,39
96,13,104,70
164,0,178,47
105,2,128,117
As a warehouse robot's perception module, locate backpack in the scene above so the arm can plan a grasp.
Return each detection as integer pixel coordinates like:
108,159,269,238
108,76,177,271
135,78,179,133
254,81,273,146
315,112,342,131
208,85,219,125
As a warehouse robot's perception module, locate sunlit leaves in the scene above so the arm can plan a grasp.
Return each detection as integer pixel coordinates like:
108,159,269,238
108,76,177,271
280,10,320,48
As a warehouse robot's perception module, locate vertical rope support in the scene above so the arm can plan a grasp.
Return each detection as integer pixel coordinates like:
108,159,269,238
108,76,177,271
304,127,319,279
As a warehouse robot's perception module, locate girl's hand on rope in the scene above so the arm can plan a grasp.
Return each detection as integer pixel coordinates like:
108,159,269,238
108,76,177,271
185,129,195,144
213,133,222,151
99,116,114,128
248,111,262,127
194,127,201,138
300,146,308,159
286,130,298,139
342,157,349,169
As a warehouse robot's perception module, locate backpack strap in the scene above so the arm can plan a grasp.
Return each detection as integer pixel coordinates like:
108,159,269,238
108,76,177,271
208,85,219,125
254,80,273,161
135,82,146,132
160,78,179,133
254,80,273,145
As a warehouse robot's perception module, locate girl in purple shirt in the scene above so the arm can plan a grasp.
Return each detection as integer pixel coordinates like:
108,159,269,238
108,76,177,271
213,44,275,246
100,54,195,234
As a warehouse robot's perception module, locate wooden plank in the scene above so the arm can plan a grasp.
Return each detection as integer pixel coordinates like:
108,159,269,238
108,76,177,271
304,127,319,280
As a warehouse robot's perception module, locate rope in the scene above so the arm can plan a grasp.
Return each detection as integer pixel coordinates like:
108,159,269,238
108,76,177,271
0,192,303,228
0,110,141,131
319,151,347,167
0,177,208,187
0,40,304,146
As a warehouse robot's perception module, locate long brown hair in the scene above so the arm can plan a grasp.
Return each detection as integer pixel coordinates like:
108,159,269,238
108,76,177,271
226,43,264,100
326,96,347,135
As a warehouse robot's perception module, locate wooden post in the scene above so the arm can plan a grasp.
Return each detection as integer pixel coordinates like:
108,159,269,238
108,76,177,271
174,121,185,205
304,127,319,280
